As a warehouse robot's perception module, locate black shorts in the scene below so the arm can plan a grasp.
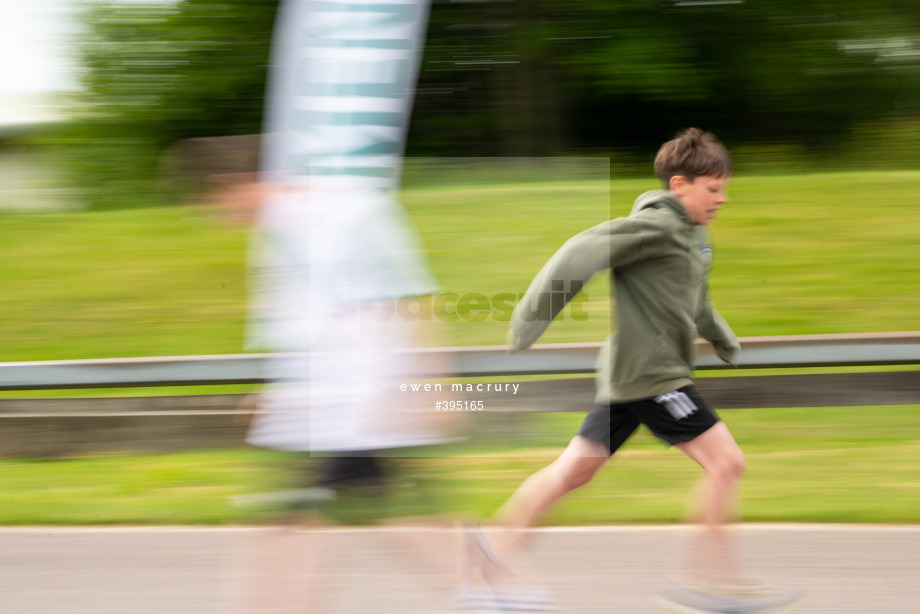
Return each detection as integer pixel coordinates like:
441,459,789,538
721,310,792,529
577,385,720,455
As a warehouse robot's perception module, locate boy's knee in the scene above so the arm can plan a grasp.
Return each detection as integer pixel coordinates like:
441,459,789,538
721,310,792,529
717,450,746,482
697,448,746,485
554,457,603,491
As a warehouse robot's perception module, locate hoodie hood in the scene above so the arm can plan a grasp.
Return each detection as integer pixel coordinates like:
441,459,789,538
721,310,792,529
630,189,692,224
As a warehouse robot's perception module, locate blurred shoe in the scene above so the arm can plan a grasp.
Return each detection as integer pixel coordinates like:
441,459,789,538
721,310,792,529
231,486,337,510
448,582,499,613
458,523,511,579
450,525,557,613
449,582,558,613
233,454,387,519
492,585,558,613
656,579,805,613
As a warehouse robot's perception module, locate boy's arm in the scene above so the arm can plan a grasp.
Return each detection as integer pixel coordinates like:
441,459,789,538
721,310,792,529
696,285,741,366
509,217,655,352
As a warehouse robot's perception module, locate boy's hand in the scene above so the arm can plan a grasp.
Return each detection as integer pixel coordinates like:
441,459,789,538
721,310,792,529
713,338,741,367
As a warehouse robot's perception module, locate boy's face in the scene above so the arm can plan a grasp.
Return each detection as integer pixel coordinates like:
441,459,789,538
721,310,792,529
670,175,729,226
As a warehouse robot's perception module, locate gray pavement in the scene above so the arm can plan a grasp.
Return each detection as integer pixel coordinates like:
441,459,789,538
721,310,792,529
0,525,917,613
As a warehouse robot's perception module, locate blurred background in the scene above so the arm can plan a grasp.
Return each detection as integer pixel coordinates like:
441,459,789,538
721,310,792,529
3,0,920,211
0,8,918,614
0,0,917,527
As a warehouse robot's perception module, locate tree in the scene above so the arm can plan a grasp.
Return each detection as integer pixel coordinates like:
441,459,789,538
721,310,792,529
415,0,920,158
64,0,920,208
66,0,277,208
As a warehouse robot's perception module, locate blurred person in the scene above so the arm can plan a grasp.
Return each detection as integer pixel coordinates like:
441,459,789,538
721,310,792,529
200,0,466,612
462,129,802,614
237,0,444,496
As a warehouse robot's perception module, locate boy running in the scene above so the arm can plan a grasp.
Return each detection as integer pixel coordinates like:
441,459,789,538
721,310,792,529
466,128,798,613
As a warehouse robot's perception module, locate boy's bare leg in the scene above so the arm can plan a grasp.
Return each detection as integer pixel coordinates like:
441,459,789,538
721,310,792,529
489,435,609,564
674,421,747,585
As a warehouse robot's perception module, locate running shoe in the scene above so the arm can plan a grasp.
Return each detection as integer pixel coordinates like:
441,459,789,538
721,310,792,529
657,579,805,613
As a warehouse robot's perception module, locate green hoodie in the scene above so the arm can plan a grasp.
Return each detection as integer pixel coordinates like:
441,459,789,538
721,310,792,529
509,189,740,402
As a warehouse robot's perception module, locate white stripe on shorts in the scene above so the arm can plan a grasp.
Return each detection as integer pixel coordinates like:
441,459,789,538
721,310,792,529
654,390,699,420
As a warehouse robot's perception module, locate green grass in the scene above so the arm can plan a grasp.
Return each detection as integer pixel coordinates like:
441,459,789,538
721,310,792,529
0,169,918,525
1,170,918,363
403,171,920,343
0,208,249,362
0,405,917,525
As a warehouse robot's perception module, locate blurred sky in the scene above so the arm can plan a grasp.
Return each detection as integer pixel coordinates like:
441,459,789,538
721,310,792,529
0,0,174,127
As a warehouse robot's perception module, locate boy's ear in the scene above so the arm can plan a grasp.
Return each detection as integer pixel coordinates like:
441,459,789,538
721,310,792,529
669,174,688,194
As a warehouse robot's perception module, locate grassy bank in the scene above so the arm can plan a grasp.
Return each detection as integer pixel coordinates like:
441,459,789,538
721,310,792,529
1,170,918,363
0,404,917,525
0,170,917,525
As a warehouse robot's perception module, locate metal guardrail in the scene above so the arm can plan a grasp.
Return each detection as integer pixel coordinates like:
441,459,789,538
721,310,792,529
1,333,917,457
1,333,919,391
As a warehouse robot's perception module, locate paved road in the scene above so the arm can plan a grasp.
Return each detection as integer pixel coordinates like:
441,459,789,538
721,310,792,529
0,525,917,613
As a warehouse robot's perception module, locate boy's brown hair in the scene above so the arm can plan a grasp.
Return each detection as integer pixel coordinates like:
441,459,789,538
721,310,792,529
654,127,732,186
